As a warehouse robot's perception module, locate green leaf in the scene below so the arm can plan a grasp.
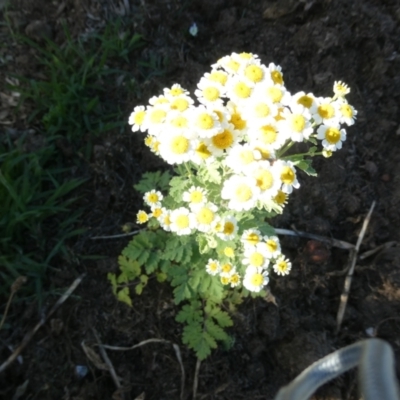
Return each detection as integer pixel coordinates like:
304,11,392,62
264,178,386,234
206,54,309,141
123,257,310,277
117,287,132,306
205,319,229,341
134,170,172,193
118,255,141,280
176,301,202,324
257,223,276,237
182,322,216,360
107,273,117,295
156,272,167,282
211,308,233,328
168,176,189,202
198,162,221,184
294,159,318,176
307,136,318,145
196,234,210,254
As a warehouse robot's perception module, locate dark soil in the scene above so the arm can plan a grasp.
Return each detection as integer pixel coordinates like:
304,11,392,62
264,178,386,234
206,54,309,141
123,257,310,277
1,0,400,399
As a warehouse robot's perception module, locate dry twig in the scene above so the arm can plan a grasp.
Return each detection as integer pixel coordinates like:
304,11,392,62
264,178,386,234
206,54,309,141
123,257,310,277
0,274,84,373
193,358,201,400
336,201,376,333
101,338,185,400
275,228,354,250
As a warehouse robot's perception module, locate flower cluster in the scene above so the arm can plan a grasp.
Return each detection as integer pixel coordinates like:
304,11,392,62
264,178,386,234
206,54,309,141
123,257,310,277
129,52,356,293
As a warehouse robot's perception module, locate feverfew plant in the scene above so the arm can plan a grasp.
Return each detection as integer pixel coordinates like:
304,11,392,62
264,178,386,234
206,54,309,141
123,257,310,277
108,52,357,359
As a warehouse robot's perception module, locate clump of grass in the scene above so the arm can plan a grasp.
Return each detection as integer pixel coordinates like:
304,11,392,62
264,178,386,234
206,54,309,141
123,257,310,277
0,135,85,301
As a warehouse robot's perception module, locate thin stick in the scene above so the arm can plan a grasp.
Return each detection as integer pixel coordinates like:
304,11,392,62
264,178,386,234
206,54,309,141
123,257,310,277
0,276,27,331
359,241,397,260
0,274,85,373
90,229,143,240
91,328,123,397
193,358,201,399
275,228,354,250
336,201,376,333
101,338,185,400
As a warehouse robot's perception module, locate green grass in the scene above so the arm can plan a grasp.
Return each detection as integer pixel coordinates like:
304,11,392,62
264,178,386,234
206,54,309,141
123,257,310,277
0,13,170,307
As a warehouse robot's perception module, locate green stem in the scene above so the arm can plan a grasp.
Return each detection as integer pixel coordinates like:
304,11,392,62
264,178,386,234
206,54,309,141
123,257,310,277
281,151,324,160
277,140,295,157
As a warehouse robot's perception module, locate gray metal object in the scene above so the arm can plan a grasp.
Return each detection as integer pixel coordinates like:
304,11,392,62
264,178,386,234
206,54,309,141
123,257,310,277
274,339,400,400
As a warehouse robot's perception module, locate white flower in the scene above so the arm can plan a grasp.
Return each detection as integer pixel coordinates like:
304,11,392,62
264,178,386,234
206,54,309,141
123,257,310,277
203,69,229,88
159,208,172,231
158,132,194,164
317,124,347,151
243,266,269,292
192,106,223,138
333,81,350,97
278,104,313,142
243,245,270,269
136,210,149,224
166,110,192,134
241,229,263,247
194,203,218,233
142,105,168,136
224,143,261,173
143,190,163,207
206,124,239,156
263,235,281,258
150,204,163,219
164,83,189,99
195,77,225,107
192,141,215,164
273,256,292,276
220,262,236,278
229,272,241,287
241,97,278,128
268,63,284,86
148,94,170,107
290,91,317,113
250,160,281,200
169,94,194,112
226,77,254,104
275,160,300,194
240,61,270,86
312,97,340,125
169,207,196,235
216,216,238,240
128,106,147,132
182,186,208,209
205,259,220,276
221,175,260,211
338,101,357,126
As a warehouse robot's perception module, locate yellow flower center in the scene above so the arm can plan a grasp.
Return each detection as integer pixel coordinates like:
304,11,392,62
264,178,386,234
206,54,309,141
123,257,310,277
233,82,252,99
171,98,189,111
267,87,283,103
235,184,252,202
144,136,153,146
246,233,260,245
190,191,203,203
221,276,230,285
271,70,283,85
260,125,277,144
176,215,189,229
134,110,146,125
195,142,211,159
170,87,184,96
209,262,218,271
137,211,148,223
212,129,234,150
290,114,306,132
223,221,235,235
171,115,188,129
274,190,287,205
221,263,233,273
280,166,295,184
266,239,277,253
203,86,220,101
255,169,273,190
255,103,270,118
147,193,159,203
277,260,288,272
230,274,240,284
340,104,353,118
250,252,264,267
250,273,264,286
297,95,313,108
224,247,235,258
171,136,189,154
152,208,162,218
197,113,214,130
150,109,166,124
245,65,264,83
318,103,335,119
227,60,240,72
163,215,171,226
325,127,341,144
197,207,214,225
230,112,246,130
239,52,252,59
209,71,228,85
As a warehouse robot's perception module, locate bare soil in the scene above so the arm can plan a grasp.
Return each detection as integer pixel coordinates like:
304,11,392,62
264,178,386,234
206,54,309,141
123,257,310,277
1,0,400,399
